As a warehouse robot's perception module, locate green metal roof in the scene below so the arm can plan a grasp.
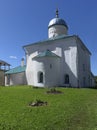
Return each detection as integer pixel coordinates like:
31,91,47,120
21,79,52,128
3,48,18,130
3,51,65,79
5,65,26,74
34,50,60,58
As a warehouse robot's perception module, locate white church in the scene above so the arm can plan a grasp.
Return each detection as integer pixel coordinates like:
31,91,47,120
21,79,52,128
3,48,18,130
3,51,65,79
5,9,95,88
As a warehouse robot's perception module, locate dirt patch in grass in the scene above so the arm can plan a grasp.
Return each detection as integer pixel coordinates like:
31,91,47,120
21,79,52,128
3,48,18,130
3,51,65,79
46,88,63,94
29,99,48,107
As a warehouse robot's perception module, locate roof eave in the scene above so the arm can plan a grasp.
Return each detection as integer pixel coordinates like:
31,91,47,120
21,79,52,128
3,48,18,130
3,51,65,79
76,36,91,55
23,35,74,48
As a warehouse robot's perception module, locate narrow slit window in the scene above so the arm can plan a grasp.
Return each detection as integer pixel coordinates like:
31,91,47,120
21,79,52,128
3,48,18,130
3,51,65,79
38,72,43,83
65,74,69,84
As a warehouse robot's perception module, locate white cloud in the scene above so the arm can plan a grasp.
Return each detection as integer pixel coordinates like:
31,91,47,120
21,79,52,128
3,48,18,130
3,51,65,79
9,56,17,59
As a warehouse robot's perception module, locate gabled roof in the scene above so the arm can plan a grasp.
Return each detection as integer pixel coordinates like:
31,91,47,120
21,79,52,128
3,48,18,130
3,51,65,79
5,65,26,74
23,35,74,48
23,34,91,55
0,60,10,66
34,50,60,58
76,36,91,55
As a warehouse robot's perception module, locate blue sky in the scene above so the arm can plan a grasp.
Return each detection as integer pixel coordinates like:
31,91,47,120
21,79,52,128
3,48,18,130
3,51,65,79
0,0,97,75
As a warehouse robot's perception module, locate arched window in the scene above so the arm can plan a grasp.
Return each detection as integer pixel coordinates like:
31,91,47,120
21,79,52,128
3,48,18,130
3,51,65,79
64,74,69,84
38,72,43,83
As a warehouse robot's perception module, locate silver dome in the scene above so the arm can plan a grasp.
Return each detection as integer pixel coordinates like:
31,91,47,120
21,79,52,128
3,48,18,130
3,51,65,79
48,18,68,29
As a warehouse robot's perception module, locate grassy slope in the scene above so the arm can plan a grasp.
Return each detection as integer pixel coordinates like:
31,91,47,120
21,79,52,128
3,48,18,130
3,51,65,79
0,86,97,130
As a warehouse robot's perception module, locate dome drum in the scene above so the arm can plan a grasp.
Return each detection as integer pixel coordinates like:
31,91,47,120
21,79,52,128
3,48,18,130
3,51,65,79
48,25,68,38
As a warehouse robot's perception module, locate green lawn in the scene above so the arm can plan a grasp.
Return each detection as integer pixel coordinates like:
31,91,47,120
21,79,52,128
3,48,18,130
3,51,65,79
0,86,97,130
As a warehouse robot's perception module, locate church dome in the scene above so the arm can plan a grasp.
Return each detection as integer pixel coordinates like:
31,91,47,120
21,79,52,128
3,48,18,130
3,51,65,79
48,17,68,29
48,9,68,38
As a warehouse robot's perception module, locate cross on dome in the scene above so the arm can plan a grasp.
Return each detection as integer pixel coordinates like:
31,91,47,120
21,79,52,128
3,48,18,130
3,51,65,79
56,8,59,18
